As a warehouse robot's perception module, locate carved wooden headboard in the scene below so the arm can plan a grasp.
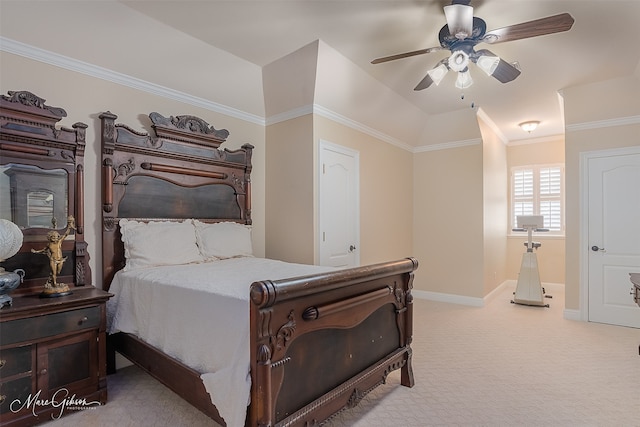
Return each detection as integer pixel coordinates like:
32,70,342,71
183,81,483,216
99,111,253,290
0,90,90,294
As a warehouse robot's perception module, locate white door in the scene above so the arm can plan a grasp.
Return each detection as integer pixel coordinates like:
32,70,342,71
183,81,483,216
319,140,359,268
587,148,640,328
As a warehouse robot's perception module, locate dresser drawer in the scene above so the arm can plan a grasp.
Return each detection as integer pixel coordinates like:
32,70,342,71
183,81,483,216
0,306,101,346
0,375,32,415
0,345,33,378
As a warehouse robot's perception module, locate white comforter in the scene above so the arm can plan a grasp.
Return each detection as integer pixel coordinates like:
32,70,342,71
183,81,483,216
106,257,334,427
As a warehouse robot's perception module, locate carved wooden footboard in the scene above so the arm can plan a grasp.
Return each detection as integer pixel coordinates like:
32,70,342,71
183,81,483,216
249,258,417,426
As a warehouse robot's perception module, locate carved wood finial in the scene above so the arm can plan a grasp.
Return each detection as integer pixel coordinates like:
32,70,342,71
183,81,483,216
149,112,229,148
1,90,67,118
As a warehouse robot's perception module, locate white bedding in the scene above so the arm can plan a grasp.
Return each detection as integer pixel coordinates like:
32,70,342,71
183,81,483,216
106,257,334,427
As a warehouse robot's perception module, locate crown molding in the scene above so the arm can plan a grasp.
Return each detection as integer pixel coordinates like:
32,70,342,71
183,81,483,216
3,37,501,154
566,115,640,132
414,138,482,153
312,104,415,152
1,37,265,126
507,134,564,146
265,105,314,126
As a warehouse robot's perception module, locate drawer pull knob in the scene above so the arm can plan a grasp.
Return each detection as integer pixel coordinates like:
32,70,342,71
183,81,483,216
0,359,5,369
0,394,6,404
40,368,47,375
79,316,88,324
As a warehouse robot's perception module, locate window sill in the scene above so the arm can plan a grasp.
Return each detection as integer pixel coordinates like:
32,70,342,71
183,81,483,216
508,233,565,239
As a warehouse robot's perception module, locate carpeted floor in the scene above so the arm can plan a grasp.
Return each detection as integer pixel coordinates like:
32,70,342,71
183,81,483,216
43,284,640,426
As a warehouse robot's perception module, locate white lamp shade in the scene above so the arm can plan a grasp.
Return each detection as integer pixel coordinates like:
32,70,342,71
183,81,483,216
476,54,500,76
427,63,449,86
455,70,473,89
0,219,23,261
444,4,474,40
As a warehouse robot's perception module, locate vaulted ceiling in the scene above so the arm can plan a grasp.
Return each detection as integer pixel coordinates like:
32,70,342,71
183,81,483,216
120,0,640,143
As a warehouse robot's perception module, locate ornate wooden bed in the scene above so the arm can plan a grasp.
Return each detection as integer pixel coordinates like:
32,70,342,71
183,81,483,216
100,110,418,426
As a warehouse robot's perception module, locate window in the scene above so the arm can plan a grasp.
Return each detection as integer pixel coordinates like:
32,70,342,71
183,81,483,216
511,164,564,234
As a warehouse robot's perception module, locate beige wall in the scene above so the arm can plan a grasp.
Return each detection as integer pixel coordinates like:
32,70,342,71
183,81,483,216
562,75,640,310
413,144,484,297
479,118,508,296
0,52,267,289
264,114,414,266
264,115,315,264
506,137,566,284
314,115,414,265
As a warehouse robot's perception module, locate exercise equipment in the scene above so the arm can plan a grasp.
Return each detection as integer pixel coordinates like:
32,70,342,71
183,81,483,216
511,215,550,307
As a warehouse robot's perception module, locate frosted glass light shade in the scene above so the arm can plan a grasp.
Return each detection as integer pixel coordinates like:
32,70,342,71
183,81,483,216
519,121,540,133
444,4,474,40
455,70,473,89
0,219,23,261
427,63,449,86
476,54,500,76
448,50,470,72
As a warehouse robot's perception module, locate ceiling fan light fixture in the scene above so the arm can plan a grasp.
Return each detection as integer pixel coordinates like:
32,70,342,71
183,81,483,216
444,4,474,40
427,63,449,85
476,54,500,76
455,70,473,89
519,120,540,133
448,50,470,72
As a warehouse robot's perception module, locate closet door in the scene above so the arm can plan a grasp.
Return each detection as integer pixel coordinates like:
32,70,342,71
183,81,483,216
587,148,640,328
319,140,359,268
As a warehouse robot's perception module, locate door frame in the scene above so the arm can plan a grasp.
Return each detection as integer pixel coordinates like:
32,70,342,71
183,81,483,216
317,139,360,267
579,145,640,321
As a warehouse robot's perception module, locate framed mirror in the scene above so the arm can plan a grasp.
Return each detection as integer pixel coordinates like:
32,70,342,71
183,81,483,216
0,164,68,230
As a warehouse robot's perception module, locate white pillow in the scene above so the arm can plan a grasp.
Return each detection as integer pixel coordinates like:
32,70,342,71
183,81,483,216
120,219,204,271
194,220,253,260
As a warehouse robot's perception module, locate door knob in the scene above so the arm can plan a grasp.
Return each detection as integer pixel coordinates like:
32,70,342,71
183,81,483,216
349,245,356,252
591,246,605,252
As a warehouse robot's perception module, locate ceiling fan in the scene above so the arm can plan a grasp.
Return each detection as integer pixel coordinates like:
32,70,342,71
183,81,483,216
372,0,574,91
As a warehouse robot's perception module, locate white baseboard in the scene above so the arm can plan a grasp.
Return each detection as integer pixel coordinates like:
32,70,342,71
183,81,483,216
412,289,485,307
563,309,582,321
413,280,567,309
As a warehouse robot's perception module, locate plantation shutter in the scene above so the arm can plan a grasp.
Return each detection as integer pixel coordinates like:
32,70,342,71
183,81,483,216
512,169,534,225
539,167,562,230
511,165,564,233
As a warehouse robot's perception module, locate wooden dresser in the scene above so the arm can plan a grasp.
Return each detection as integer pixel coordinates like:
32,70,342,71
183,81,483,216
1,91,112,425
0,288,111,426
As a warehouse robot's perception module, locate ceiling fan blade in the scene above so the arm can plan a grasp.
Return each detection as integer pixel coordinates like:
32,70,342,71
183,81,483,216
482,13,574,45
371,46,444,64
414,73,435,91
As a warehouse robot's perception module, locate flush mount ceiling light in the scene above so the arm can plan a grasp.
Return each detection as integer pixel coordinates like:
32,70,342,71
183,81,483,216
519,121,540,133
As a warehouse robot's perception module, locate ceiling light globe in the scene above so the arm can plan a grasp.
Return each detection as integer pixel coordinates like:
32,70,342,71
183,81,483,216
519,121,540,133
448,50,470,72
455,70,473,89
476,55,500,76
427,63,449,86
